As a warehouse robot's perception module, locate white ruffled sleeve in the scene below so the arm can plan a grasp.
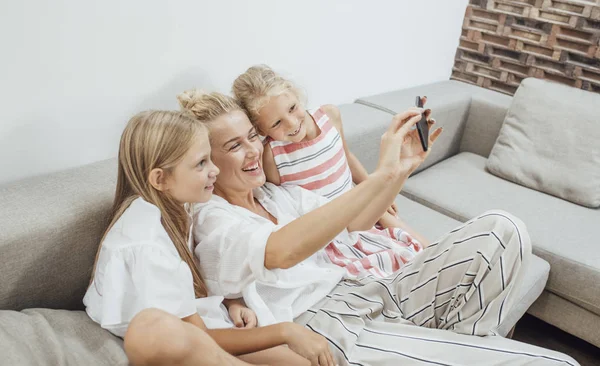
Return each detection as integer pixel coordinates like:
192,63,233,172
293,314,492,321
194,208,280,298
92,244,197,337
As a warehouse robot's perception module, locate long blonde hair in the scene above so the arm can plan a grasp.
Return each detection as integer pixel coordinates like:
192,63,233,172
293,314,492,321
91,110,208,298
177,89,243,126
231,64,304,124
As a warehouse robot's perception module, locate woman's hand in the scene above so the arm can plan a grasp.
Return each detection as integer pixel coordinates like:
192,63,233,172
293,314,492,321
282,323,336,366
226,300,258,328
376,104,442,181
375,108,425,179
398,108,442,177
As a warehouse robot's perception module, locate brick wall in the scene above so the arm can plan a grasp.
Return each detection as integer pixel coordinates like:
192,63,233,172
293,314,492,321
452,0,600,95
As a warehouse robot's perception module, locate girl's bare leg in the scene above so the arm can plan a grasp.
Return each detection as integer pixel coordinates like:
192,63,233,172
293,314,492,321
239,346,310,366
124,308,250,366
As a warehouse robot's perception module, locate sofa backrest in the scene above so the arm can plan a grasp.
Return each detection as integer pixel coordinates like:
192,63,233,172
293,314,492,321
0,159,117,311
459,87,513,158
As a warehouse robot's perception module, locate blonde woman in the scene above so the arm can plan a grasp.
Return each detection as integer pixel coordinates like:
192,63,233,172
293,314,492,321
83,110,331,366
181,91,578,366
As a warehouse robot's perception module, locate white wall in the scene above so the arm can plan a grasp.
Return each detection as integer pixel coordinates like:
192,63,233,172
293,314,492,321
0,0,468,184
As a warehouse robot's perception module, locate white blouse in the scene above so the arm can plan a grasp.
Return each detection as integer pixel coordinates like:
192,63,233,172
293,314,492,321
83,197,233,337
194,183,347,326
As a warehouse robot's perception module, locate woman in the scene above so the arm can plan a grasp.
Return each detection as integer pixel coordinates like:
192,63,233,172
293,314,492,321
83,110,332,365
181,90,578,366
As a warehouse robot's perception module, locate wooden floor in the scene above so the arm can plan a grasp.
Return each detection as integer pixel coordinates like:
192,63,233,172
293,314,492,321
513,314,600,366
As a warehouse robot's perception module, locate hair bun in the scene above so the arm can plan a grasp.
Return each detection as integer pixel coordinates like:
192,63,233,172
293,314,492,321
177,89,208,111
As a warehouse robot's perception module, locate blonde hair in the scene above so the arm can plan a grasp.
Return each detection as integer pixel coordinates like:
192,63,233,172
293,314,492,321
91,110,209,298
231,64,304,124
177,89,242,125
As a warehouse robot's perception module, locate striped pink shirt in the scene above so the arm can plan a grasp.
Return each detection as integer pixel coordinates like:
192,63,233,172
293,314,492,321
265,109,423,279
268,108,353,199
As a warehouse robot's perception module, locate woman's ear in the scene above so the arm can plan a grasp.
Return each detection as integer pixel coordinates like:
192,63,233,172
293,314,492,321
149,168,168,191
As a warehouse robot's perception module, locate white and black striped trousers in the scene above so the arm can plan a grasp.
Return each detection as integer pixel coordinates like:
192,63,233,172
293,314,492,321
295,210,579,365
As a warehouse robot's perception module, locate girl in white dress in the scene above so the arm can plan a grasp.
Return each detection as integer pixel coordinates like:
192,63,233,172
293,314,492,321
83,110,332,366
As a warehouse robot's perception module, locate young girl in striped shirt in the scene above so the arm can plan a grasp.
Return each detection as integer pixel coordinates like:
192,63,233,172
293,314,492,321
230,65,430,278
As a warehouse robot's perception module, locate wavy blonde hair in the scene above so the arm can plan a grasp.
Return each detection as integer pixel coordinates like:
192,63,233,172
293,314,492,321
91,110,209,298
231,64,304,124
177,89,243,127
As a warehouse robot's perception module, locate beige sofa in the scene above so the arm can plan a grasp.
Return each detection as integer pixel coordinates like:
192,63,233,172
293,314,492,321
0,78,591,364
343,78,600,348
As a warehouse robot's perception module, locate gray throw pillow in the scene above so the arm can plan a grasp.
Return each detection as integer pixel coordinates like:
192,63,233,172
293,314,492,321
486,78,600,208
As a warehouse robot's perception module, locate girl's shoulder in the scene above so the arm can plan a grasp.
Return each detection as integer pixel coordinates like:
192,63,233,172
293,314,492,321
101,197,177,256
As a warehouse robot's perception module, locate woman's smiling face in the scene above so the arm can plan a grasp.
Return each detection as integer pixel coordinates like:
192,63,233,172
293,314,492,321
208,110,266,194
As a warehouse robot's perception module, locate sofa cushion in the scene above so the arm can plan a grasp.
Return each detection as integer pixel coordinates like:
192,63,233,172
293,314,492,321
0,158,117,311
394,194,462,243
394,194,549,336
402,152,600,316
486,78,600,208
0,309,127,365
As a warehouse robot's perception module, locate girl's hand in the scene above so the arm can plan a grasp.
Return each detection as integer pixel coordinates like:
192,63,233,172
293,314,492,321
226,300,258,328
282,323,336,366
386,202,398,216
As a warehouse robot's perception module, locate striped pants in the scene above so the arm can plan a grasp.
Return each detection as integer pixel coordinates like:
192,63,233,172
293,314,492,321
295,211,578,365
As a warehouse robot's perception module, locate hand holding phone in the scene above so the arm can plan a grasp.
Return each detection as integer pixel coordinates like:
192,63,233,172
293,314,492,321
415,96,429,152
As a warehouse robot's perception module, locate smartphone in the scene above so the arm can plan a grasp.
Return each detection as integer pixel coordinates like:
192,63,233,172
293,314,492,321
415,96,429,152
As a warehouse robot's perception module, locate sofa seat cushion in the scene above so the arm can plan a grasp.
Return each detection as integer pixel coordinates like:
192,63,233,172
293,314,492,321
486,78,600,208
394,194,463,243
394,194,549,335
0,308,127,365
401,152,600,316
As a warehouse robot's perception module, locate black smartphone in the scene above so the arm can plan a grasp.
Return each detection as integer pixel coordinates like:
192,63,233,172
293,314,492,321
415,96,429,152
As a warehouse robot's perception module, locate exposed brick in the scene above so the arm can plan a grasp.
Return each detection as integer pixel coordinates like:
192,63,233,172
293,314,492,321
471,6,503,21
453,60,469,72
470,0,487,8
543,0,592,17
530,8,579,26
556,38,597,56
517,40,563,59
592,6,600,20
564,51,600,70
580,67,600,82
489,45,530,62
484,78,519,94
529,55,572,75
457,49,493,65
506,15,554,33
451,71,481,85
467,63,507,80
556,26,598,44
465,18,501,33
453,1,600,95
488,0,531,16
545,71,583,86
505,26,546,42
507,72,526,86
459,38,487,53
493,58,534,76
481,32,512,47
581,17,600,31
